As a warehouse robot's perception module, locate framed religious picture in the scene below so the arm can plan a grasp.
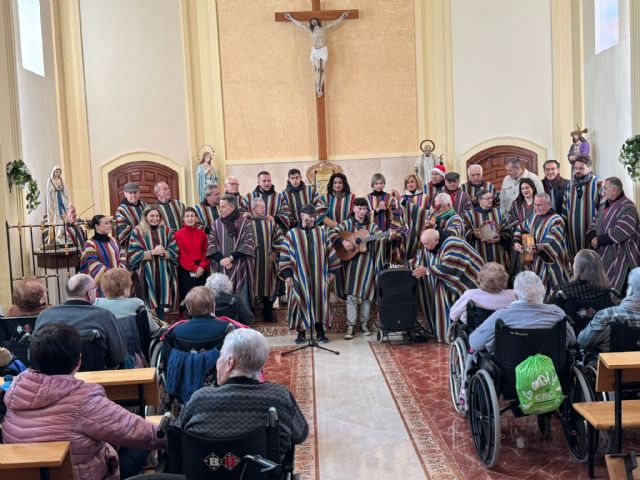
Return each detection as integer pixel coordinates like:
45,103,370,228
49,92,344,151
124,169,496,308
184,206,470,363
306,161,344,195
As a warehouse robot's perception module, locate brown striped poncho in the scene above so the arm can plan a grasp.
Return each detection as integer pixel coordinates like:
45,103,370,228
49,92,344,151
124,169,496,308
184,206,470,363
283,182,321,228
116,199,147,248
156,199,186,233
251,217,284,299
194,201,219,233
563,174,603,259
241,187,291,233
464,205,508,266
587,194,640,293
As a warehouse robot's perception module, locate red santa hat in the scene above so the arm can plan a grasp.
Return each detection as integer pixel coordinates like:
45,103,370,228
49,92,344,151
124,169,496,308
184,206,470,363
431,164,446,176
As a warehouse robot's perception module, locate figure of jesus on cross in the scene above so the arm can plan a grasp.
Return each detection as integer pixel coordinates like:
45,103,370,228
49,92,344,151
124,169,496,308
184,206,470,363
284,11,349,97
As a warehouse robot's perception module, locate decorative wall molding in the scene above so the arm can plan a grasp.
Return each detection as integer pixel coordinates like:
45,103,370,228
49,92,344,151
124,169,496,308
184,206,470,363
631,0,640,204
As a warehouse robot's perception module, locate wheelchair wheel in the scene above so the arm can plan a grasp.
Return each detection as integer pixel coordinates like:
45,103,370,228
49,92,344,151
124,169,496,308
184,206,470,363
376,329,383,344
582,364,609,401
562,366,593,463
537,414,551,439
449,337,467,414
469,369,501,467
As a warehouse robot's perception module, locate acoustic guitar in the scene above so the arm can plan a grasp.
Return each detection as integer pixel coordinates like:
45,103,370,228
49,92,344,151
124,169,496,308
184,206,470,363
335,226,408,262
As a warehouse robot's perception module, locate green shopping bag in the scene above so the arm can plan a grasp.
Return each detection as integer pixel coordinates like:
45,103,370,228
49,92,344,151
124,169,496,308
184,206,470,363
515,353,564,415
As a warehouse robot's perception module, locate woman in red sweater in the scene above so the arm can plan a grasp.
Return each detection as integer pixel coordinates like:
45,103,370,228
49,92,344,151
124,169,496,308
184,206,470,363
174,207,210,302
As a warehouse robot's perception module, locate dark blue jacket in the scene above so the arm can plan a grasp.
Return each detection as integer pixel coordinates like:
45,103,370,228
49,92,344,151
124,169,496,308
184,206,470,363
170,315,233,343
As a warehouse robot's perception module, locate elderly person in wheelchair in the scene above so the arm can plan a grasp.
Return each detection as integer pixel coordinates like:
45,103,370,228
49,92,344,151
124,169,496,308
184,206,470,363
454,272,591,468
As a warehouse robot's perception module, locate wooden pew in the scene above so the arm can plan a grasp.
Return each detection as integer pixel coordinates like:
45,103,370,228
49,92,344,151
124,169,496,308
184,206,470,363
0,441,75,480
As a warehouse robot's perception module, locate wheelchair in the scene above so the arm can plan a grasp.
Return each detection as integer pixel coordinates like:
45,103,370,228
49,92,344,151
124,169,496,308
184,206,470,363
163,407,299,480
448,301,495,414
0,316,37,366
466,318,593,467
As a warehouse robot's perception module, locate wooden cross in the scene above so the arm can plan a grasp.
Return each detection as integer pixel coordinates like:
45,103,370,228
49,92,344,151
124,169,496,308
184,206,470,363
276,1,359,161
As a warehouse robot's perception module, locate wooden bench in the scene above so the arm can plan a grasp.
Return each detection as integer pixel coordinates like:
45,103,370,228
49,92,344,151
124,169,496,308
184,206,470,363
0,441,75,480
75,367,160,417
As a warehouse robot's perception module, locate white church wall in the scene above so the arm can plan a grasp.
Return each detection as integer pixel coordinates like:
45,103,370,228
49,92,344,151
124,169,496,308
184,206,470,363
80,0,190,212
583,0,633,193
13,0,62,224
451,0,554,169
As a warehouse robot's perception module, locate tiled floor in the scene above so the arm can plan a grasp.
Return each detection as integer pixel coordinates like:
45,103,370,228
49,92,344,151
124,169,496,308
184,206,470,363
264,333,624,479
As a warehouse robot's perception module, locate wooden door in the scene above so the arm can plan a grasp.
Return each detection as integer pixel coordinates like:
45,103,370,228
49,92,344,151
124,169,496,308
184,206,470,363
466,146,538,190
108,161,180,215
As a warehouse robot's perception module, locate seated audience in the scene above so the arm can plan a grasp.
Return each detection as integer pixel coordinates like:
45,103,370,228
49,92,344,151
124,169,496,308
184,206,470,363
2,323,164,479
170,286,233,343
205,272,255,325
449,262,516,325
550,249,617,336
6,277,50,317
469,271,575,353
179,329,308,461
35,273,126,369
578,267,640,352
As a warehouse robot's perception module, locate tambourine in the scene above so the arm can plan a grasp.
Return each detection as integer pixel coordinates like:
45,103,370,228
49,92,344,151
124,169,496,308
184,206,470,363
478,221,498,242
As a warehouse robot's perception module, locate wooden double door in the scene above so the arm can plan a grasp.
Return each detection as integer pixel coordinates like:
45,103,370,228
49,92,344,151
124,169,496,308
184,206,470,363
466,146,538,190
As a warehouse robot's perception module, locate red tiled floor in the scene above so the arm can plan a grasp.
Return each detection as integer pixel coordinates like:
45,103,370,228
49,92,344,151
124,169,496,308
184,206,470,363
371,341,614,480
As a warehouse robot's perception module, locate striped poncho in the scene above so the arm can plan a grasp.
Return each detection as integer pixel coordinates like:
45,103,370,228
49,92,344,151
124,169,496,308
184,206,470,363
514,210,570,298
414,235,483,343
252,217,284,298
401,189,428,209
317,192,355,226
366,191,395,232
128,225,179,310
447,188,473,215
116,199,147,248
283,182,321,228
563,174,603,258
279,226,341,330
461,180,495,202
242,187,291,233
80,235,126,296
434,209,465,239
464,206,508,266
329,218,385,301
400,203,430,262
156,199,186,233
587,194,640,292
194,201,219,233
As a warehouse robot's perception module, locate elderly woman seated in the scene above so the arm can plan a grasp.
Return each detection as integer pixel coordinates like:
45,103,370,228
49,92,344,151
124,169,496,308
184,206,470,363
449,262,515,325
2,323,164,479
179,328,308,461
7,277,50,317
469,271,575,354
205,272,255,326
95,268,162,367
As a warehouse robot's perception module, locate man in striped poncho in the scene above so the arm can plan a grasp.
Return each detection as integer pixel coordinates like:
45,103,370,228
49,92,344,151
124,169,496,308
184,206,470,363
412,228,483,343
587,177,640,294
279,204,341,344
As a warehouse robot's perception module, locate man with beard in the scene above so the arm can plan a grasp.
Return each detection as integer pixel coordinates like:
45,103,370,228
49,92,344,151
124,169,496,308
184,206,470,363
250,198,283,323
425,164,447,209
461,165,495,205
116,182,148,249
194,183,220,234
562,155,603,259
425,193,465,238
207,195,255,306
282,169,321,228
154,181,186,233
330,198,394,340
412,229,483,343
587,177,640,294
514,193,570,298
500,158,544,215
464,190,507,266
280,204,341,344
443,172,472,215
541,160,570,215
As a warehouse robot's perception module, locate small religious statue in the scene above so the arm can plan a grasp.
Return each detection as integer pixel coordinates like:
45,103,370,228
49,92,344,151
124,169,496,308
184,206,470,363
45,165,70,245
284,11,349,97
196,145,220,202
414,139,444,187
567,125,590,164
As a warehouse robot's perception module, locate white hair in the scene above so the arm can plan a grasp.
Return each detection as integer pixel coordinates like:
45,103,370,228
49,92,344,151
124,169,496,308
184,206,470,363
513,271,545,303
250,197,265,209
628,267,640,295
434,192,453,208
220,329,269,380
467,164,483,175
535,192,551,204
66,273,95,298
206,273,234,297
224,176,238,185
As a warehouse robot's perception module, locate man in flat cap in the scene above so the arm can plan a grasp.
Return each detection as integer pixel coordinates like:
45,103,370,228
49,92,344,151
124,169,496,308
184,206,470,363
279,204,341,344
115,182,148,250
444,172,472,215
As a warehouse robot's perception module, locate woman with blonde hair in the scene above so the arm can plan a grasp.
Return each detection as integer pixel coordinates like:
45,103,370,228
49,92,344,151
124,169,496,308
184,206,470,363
551,249,618,334
450,262,516,324
128,205,179,319
401,173,427,208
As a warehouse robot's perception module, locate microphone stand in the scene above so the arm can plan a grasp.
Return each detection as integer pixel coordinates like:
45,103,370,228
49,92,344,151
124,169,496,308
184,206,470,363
282,322,339,356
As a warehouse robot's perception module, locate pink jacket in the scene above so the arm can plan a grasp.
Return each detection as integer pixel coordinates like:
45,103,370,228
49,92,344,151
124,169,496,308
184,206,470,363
2,370,165,480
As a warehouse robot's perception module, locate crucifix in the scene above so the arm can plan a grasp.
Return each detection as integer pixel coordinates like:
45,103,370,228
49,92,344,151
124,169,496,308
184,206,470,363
275,1,359,162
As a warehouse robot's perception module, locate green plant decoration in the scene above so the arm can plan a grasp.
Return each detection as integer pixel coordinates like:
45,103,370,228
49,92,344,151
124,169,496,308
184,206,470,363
6,159,41,213
619,134,640,181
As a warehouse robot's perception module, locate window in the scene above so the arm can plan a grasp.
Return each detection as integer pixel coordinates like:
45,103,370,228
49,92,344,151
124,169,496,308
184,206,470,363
16,0,45,77
594,0,619,54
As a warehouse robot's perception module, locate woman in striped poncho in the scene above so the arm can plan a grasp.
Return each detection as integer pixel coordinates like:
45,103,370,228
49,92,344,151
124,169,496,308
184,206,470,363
80,215,125,297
